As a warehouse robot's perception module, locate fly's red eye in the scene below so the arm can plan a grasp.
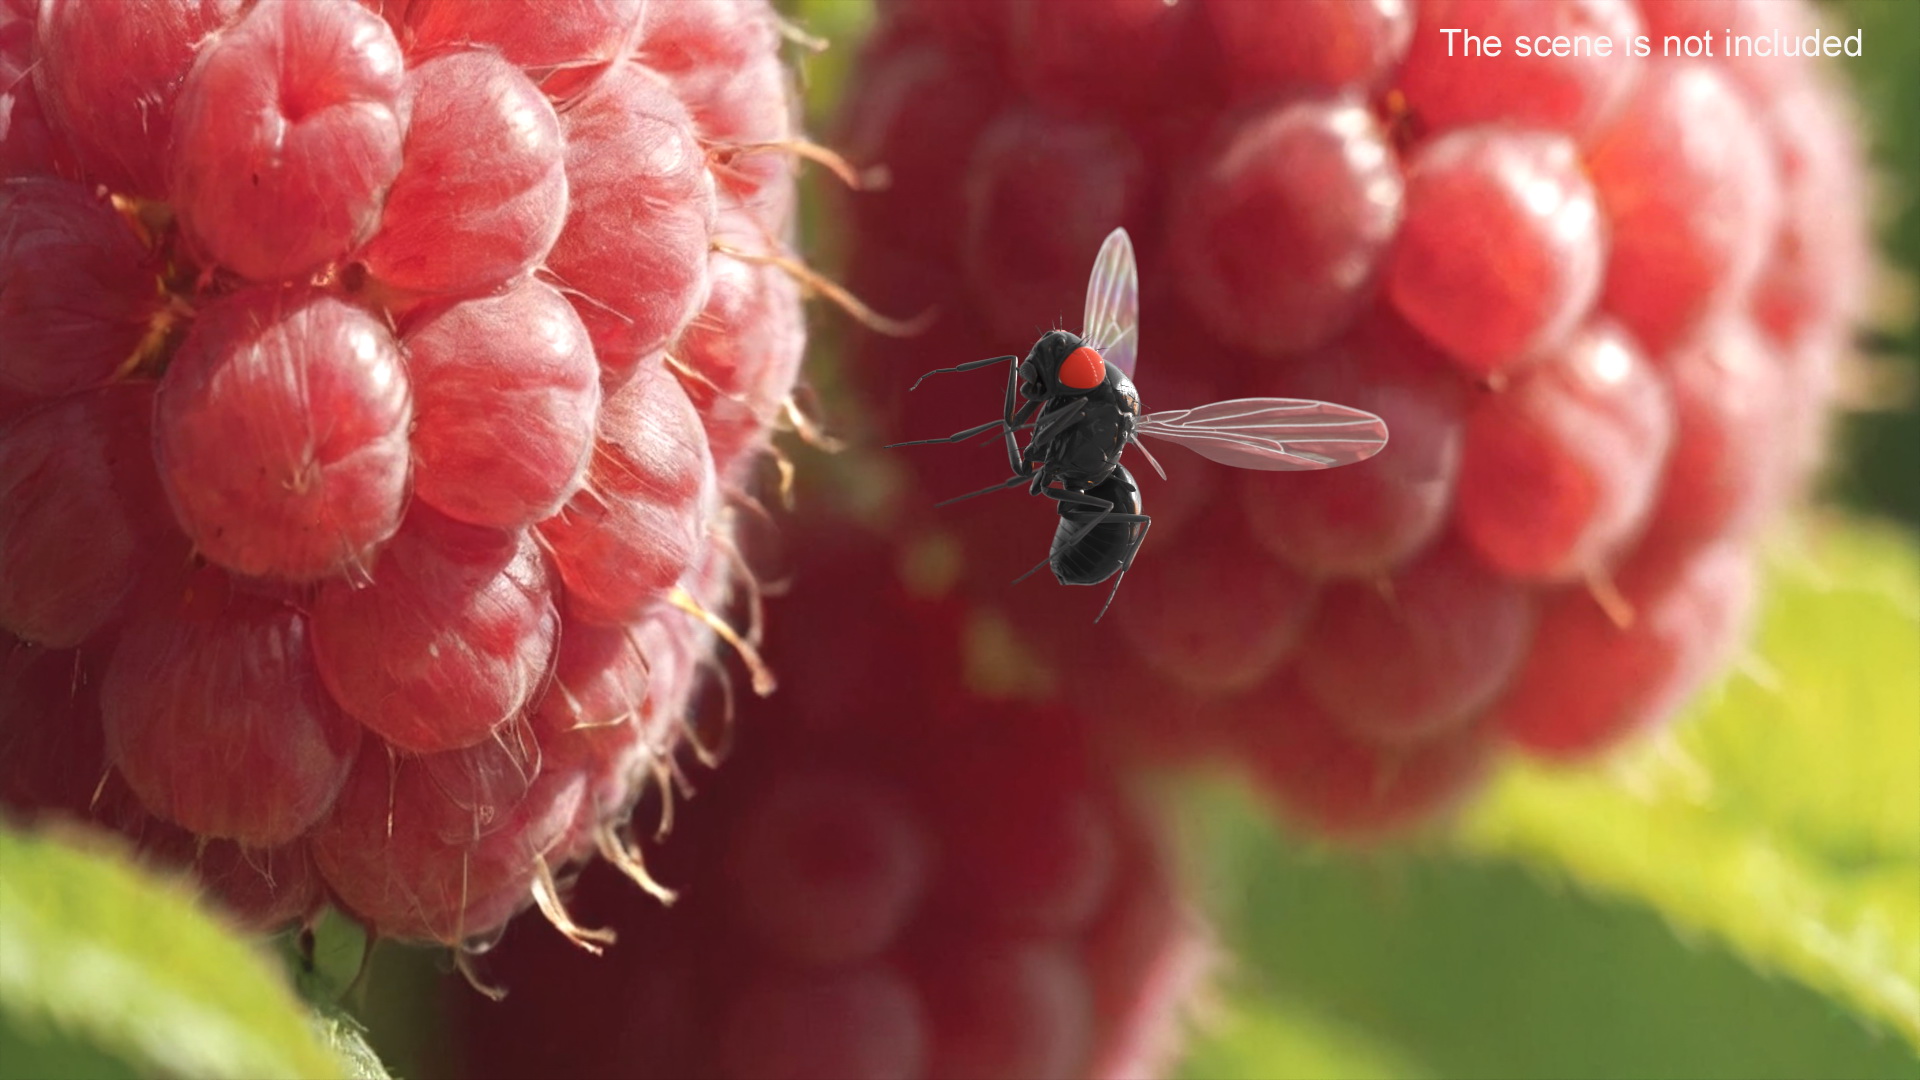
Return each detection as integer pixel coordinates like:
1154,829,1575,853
1059,346,1105,389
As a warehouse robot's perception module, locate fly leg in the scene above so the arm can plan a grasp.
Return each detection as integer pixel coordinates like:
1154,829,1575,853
1013,486,1148,582
1011,505,1152,585
983,400,1039,449
1045,483,1140,549
1022,398,1090,494
1094,518,1151,623
1029,398,1088,444
909,354,1018,391
1000,347,1043,469
891,367,1044,450
885,419,1008,448
891,354,1040,458
935,472,1032,508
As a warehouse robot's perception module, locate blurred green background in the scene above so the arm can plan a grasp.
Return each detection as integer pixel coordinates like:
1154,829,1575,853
2,2,1916,1079
1826,0,1920,527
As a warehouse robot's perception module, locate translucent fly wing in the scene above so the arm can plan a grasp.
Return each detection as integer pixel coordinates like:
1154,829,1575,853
1135,397,1389,471
1081,227,1139,379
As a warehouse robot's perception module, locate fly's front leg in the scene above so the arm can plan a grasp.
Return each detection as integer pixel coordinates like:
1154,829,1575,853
909,354,1018,392
1030,397,1087,445
1003,397,1040,474
1022,398,1089,487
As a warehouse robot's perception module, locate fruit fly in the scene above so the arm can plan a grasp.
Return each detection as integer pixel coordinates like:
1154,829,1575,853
892,227,1389,619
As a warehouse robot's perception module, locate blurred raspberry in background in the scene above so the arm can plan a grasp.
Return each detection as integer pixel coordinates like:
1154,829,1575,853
836,0,1874,834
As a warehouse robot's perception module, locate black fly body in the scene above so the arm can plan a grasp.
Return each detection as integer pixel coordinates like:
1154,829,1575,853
892,228,1390,620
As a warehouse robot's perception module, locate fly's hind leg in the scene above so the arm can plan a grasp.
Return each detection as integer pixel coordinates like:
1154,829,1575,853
1045,483,1146,553
1014,487,1149,583
1095,572,1129,623
1093,517,1150,623
1116,515,1151,574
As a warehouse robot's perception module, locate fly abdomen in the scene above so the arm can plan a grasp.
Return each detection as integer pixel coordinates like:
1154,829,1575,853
1049,466,1147,586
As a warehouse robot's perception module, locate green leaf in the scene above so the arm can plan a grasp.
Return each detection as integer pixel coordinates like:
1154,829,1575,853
309,1005,393,1080
288,913,429,1080
1176,522,1920,1077
1175,782,1920,1080
1461,523,1920,1048
0,825,353,1080
1177,987,1431,1080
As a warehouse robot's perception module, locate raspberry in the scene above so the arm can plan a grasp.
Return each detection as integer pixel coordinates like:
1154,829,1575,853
400,280,600,530
308,507,558,755
1586,60,1782,355
841,36,1004,260
0,6,60,178
311,739,588,945
1239,314,1468,578
1113,502,1320,694
966,110,1148,344
397,0,643,85
2,0,809,947
359,50,568,300
448,527,1206,1077
1,385,174,647
535,359,715,628
723,770,930,968
1,640,110,820
169,0,407,283
1205,0,1412,97
31,0,239,197
1397,0,1642,136
546,60,714,386
1,181,160,398
1168,98,1403,358
125,809,327,934
1295,539,1534,745
530,611,678,828
1386,129,1604,376
1493,540,1757,758
102,565,363,846
1454,322,1673,580
1009,0,1200,115
674,228,806,478
841,0,1864,835
1247,679,1495,838
1642,318,1789,552
187,837,325,933
154,288,414,583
